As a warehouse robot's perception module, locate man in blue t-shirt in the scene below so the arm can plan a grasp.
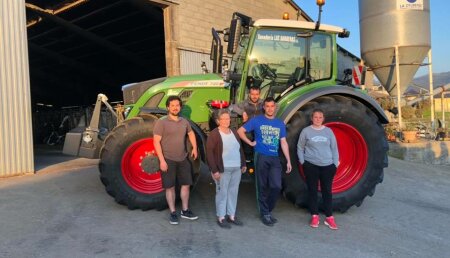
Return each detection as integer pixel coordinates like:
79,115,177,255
238,97,292,226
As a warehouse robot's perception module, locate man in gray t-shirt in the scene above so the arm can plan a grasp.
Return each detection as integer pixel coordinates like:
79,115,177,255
230,86,264,123
154,96,199,225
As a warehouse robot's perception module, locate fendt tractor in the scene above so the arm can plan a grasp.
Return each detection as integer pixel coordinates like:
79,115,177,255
97,3,389,213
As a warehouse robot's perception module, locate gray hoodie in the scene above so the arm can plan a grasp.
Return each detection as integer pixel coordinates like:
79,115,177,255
297,125,339,167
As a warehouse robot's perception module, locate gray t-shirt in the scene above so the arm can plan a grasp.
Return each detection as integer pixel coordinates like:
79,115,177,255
154,116,192,162
297,125,339,167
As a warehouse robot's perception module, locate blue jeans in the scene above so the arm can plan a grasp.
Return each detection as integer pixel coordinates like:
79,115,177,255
255,153,282,216
215,167,242,217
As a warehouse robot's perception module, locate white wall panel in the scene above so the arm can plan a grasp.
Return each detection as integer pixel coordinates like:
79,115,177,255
0,0,34,176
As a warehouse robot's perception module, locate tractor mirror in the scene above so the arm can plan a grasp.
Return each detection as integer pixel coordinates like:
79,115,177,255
227,18,241,55
338,29,350,38
211,28,223,73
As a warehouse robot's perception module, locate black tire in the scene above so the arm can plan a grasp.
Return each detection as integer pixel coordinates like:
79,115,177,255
283,95,388,212
99,115,166,210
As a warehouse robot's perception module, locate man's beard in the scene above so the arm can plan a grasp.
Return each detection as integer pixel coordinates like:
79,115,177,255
265,112,274,117
169,110,179,116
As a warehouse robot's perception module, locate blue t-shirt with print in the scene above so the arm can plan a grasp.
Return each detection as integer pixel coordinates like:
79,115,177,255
243,115,286,156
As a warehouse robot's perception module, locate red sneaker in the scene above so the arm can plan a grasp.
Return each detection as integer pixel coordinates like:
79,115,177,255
310,215,320,228
324,216,338,230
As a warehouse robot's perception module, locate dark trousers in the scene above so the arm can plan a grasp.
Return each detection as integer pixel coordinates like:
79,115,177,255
255,153,282,216
242,132,254,161
303,161,336,217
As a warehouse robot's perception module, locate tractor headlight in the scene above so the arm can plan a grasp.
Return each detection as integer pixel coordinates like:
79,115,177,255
124,106,132,118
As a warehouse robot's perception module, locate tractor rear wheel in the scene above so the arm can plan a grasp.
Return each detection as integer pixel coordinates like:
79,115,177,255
283,95,388,212
99,115,167,210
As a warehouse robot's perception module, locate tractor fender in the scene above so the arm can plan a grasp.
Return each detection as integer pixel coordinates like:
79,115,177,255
279,86,389,124
186,119,207,162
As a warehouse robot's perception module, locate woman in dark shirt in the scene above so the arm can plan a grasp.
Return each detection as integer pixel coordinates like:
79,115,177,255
206,109,246,229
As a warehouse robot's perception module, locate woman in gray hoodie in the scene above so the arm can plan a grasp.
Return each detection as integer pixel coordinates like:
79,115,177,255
297,108,339,230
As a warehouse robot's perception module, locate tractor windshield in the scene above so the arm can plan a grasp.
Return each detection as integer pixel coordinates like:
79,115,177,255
247,29,332,98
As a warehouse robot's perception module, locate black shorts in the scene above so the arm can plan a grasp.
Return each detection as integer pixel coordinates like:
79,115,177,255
161,159,193,189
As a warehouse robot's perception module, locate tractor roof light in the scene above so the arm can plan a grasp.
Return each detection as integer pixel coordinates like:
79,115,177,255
282,12,289,20
316,0,325,7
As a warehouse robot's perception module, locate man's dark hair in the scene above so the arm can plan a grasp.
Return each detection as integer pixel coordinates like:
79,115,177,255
249,86,261,92
263,97,276,105
165,95,182,108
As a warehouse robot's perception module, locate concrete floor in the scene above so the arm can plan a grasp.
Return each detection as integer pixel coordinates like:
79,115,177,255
0,150,449,257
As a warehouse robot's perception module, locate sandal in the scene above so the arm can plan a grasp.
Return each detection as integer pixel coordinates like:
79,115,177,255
217,219,231,229
227,217,243,226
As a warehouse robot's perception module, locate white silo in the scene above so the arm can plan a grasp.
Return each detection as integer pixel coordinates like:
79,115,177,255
359,0,431,96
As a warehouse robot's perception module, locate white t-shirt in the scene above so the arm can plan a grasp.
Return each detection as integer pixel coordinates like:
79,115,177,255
219,131,241,168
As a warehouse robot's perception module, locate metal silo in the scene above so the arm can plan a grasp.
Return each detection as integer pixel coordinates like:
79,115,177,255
359,0,431,96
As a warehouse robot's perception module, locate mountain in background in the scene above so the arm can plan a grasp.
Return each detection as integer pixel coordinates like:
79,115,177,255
405,71,450,95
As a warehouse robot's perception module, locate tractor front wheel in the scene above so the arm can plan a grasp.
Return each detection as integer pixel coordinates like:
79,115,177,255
99,115,166,210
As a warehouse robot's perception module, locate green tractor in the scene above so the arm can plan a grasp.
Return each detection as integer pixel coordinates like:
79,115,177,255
98,10,388,212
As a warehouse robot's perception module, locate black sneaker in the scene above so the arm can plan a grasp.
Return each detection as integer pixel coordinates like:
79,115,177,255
180,209,199,220
261,215,274,227
270,215,278,224
169,212,179,225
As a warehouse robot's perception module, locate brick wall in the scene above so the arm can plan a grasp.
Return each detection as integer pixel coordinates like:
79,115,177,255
176,0,305,53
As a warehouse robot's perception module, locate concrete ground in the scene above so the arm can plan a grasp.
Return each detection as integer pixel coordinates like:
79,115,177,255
1,149,449,258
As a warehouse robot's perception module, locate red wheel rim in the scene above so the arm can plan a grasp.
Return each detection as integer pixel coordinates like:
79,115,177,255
121,138,163,194
299,122,368,194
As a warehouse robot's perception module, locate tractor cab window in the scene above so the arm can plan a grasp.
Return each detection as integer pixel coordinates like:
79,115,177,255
246,29,332,99
230,35,249,104
231,35,249,73
309,33,332,81
247,29,307,99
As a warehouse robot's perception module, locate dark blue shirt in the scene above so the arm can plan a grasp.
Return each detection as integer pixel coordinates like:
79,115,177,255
243,115,286,156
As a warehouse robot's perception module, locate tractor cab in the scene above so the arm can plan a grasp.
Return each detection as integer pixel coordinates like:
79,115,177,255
212,12,349,108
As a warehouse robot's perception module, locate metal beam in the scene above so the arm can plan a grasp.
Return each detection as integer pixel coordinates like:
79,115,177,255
26,3,150,68
36,22,158,58
128,0,165,19
28,1,126,41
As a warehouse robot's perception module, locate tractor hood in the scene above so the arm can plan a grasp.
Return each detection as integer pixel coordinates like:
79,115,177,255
122,73,223,105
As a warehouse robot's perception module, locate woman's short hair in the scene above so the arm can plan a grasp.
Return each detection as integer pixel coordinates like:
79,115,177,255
310,108,325,119
216,109,230,119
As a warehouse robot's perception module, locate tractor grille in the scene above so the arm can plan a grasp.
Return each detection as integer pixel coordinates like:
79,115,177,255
179,90,193,104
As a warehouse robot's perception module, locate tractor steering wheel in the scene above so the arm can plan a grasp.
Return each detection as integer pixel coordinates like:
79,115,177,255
251,63,277,80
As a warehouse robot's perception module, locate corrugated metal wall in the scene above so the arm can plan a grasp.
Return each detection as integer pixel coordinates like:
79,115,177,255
180,49,213,74
179,49,232,75
0,0,34,177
